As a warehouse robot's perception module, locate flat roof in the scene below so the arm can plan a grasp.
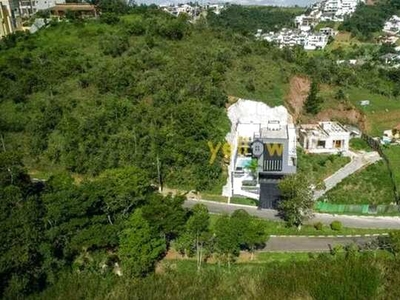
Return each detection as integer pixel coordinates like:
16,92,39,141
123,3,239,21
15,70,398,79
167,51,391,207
50,3,96,11
260,126,287,139
299,121,348,137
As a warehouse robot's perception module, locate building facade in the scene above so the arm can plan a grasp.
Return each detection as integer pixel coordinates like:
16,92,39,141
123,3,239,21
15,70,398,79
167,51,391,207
252,121,297,208
298,121,350,154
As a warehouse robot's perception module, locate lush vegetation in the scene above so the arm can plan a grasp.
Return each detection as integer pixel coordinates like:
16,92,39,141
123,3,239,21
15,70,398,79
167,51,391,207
340,0,400,40
0,6,306,191
207,5,304,35
209,214,390,236
3,3,400,298
349,137,372,151
297,148,350,184
30,254,400,300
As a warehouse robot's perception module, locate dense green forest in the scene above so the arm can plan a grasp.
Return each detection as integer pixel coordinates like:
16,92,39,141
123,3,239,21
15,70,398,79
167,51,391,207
3,3,400,298
207,5,303,34
340,0,400,40
1,5,400,192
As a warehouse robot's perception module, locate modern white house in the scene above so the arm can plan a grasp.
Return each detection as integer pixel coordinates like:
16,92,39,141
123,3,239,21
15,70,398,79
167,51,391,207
223,99,297,208
304,33,329,50
298,121,350,154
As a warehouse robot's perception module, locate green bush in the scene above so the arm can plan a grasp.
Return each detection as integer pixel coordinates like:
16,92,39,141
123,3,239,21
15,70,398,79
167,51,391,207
330,220,342,231
314,222,323,231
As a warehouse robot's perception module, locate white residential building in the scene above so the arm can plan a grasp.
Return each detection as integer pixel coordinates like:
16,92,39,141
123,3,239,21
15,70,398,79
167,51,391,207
223,99,297,208
19,0,65,17
0,0,21,38
261,28,329,50
383,15,400,34
304,33,329,50
298,121,350,154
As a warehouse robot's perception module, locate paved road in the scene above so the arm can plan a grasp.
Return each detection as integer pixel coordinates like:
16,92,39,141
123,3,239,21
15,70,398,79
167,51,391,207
263,236,377,252
314,151,381,199
184,199,400,229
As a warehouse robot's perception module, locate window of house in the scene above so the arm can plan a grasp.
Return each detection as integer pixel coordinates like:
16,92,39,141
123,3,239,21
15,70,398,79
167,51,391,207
317,140,326,148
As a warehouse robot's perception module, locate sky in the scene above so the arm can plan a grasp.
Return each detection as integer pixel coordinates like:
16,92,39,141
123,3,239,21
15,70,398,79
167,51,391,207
139,0,317,7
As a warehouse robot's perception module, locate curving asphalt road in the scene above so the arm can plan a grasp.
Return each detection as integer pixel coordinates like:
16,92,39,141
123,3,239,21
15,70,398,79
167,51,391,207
184,199,400,229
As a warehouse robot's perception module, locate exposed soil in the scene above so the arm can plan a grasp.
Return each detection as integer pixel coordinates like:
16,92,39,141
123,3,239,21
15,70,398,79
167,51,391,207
286,75,367,130
316,104,367,131
285,76,311,121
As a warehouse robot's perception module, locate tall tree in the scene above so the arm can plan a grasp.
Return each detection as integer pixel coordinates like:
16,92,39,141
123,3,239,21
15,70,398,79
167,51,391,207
185,204,210,272
142,194,187,243
119,209,166,277
304,81,322,115
244,218,267,260
214,215,240,270
278,173,314,229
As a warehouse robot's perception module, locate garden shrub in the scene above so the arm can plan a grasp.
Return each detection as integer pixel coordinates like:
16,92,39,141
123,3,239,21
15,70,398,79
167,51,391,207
330,220,342,231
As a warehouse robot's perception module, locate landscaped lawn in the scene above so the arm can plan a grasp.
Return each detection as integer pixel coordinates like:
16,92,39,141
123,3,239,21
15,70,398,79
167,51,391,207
349,138,372,151
208,214,392,236
383,145,400,195
230,196,258,206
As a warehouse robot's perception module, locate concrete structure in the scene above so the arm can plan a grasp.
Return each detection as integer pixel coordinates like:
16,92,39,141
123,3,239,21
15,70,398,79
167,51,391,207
383,123,400,141
19,0,65,17
223,99,296,209
0,0,21,38
49,3,97,18
298,121,350,154
0,1,13,38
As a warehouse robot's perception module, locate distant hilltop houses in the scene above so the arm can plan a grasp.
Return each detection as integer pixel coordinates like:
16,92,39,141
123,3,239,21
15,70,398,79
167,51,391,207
160,2,225,18
0,0,224,39
256,0,364,51
0,0,101,38
256,27,335,50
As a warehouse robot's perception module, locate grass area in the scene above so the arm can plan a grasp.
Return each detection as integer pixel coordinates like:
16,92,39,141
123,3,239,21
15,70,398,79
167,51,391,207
297,148,351,183
208,214,392,236
383,145,400,194
346,87,400,136
224,54,290,107
200,194,228,203
256,252,311,263
230,196,257,206
324,160,394,205
349,138,372,151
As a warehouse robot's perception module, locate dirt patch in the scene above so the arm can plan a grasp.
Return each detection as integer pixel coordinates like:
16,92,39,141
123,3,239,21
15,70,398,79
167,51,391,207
316,104,367,130
285,76,310,121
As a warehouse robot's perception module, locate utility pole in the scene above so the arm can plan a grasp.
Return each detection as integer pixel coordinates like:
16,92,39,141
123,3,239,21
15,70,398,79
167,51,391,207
157,154,163,193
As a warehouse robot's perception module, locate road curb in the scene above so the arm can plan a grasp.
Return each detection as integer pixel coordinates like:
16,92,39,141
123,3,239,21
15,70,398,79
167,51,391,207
269,233,388,238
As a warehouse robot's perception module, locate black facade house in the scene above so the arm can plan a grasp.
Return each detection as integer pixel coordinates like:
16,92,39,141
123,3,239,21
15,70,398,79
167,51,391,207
251,121,297,209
